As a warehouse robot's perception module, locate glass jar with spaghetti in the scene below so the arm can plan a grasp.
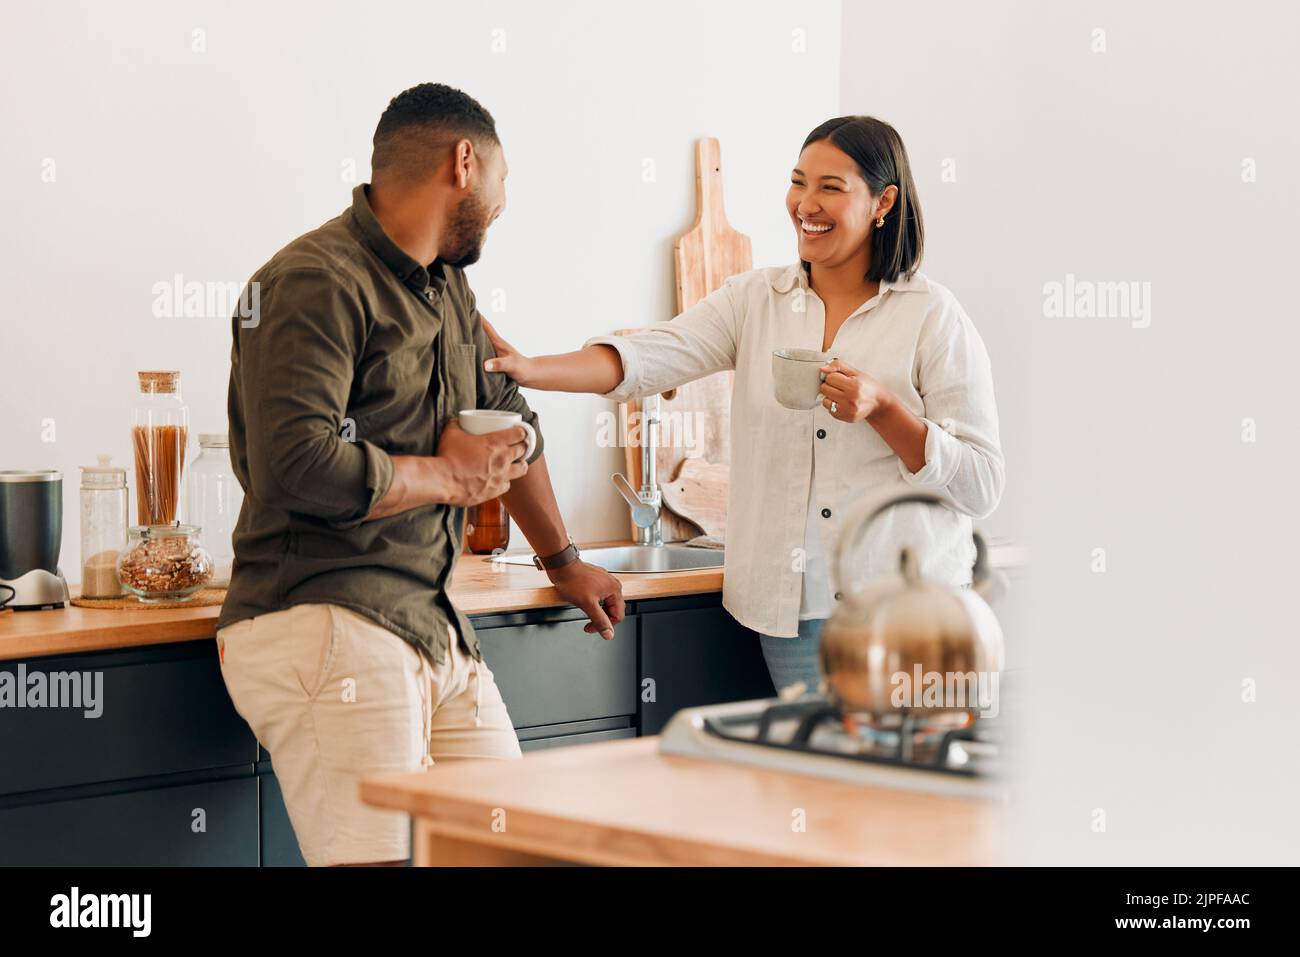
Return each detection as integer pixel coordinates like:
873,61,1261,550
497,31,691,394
131,371,189,525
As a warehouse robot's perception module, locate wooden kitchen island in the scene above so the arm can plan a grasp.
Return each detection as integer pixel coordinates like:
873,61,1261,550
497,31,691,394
361,737,1003,867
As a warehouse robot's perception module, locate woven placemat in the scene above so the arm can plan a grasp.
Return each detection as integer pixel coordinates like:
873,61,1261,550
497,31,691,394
71,587,227,610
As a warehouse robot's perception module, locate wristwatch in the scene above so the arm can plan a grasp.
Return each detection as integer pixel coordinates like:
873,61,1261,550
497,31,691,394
532,541,581,572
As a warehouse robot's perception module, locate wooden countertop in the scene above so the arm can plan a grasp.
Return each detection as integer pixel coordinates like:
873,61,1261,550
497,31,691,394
0,542,722,662
447,544,723,615
0,540,1028,663
361,736,1004,866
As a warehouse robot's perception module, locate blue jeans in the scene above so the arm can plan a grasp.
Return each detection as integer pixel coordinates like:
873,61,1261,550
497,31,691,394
759,618,826,695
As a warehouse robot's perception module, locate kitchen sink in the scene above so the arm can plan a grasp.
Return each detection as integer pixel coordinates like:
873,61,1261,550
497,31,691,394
490,545,724,573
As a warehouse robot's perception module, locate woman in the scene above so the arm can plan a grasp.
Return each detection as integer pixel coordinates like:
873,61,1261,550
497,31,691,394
483,116,1004,695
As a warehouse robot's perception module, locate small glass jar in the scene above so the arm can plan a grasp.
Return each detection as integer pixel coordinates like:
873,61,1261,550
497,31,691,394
131,370,189,525
79,455,128,598
466,496,510,554
116,524,213,603
184,433,243,587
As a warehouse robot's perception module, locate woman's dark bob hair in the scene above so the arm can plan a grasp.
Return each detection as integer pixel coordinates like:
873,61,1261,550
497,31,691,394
801,115,924,283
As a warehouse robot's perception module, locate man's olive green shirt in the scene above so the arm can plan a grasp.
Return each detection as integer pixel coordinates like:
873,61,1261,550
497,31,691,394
217,184,543,664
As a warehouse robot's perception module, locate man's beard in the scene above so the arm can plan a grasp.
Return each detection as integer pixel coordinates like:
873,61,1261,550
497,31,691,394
442,191,490,268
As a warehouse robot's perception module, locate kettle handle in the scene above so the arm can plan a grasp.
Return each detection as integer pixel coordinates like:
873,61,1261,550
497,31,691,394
832,493,990,598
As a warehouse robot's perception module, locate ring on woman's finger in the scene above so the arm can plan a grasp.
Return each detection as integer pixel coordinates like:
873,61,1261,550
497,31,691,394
830,401,838,414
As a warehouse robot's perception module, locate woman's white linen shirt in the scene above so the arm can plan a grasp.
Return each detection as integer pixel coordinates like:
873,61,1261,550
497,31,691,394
586,263,1004,638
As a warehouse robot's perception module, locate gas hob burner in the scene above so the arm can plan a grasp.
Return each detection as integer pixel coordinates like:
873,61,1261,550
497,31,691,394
658,692,1009,800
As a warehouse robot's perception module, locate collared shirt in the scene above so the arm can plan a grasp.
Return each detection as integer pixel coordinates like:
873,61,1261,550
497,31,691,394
799,456,833,620
586,263,1003,638
217,184,544,664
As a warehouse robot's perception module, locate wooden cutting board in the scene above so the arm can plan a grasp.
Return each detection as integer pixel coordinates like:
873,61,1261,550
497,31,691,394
659,458,729,541
618,138,752,542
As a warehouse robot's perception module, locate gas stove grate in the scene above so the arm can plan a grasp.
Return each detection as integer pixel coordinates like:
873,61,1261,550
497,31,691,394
700,697,995,779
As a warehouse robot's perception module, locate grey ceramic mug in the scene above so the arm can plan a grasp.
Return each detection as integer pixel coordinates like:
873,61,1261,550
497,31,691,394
772,348,833,410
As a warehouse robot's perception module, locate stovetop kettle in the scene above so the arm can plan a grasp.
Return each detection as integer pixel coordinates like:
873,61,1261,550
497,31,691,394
819,494,1006,723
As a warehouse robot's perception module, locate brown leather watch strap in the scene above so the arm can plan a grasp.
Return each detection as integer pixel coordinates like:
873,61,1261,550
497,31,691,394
532,541,580,571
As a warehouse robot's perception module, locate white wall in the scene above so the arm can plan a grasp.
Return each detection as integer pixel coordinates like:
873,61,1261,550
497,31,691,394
0,0,842,574
843,0,1300,863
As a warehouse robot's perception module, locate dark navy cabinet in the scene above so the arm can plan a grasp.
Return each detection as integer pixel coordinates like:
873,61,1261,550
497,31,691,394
0,643,256,796
636,595,776,735
0,591,770,865
0,642,257,866
476,607,638,730
0,776,259,866
258,766,307,867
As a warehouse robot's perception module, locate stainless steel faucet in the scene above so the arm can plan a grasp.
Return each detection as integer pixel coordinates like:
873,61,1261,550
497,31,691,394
612,392,663,547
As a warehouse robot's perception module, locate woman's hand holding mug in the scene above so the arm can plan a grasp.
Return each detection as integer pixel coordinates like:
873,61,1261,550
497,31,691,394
818,358,892,423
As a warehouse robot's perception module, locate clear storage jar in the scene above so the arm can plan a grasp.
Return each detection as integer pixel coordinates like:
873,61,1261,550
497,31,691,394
184,433,242,587
131,370,189,525
116,523,213,603
79,455,128,598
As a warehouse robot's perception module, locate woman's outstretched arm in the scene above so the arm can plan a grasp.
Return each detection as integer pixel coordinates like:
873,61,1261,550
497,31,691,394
482,317,625,394
479,278,741,401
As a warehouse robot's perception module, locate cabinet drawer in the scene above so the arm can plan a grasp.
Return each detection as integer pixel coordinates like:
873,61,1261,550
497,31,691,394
476,616,636,729
0,643,256,795
259,773,306,867
638,606,776,735
0,776,258,866
520,727,637,753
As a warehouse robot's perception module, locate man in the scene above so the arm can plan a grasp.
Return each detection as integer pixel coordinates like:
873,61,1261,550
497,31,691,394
215,83,625,867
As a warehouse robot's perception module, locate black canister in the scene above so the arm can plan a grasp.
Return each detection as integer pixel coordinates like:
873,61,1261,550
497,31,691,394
0,470,64,581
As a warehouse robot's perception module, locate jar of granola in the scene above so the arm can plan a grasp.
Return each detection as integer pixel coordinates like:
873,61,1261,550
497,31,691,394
116,523,213,603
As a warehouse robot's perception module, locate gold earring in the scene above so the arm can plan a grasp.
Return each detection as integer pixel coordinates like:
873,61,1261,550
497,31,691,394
876,215,885,228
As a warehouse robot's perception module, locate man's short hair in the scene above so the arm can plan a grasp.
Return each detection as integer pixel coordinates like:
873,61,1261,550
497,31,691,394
371,83,498,183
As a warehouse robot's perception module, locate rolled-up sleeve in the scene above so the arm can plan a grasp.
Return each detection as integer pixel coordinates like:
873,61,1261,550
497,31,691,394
235,269,394,528
898,297,1005,520
583,279,741,403
471,306,544,465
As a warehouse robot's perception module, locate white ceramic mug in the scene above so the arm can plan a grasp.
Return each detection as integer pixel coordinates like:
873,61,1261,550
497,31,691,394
457,409,537,461
772,348,834,410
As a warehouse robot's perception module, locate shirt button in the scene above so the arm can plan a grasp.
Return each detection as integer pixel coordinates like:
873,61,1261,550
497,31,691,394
821,508,831,519
816,428,827,439
834,591,843,601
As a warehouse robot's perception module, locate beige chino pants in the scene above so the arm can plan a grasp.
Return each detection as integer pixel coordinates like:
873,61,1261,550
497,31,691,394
216,602,521,866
